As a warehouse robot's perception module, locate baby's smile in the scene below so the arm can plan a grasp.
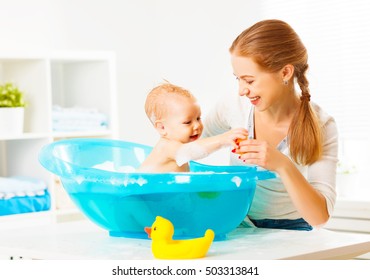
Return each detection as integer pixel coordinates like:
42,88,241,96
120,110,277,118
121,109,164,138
189,134,200,142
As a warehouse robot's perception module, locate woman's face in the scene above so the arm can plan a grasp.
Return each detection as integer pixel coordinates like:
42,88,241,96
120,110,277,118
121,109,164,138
231,55,285,111
161,96,203,143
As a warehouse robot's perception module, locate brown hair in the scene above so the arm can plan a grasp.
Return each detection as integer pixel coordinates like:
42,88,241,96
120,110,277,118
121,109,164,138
230,19,322,165
145,82,195,124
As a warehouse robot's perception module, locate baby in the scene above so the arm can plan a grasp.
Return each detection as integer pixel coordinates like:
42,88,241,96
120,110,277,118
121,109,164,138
138,82,248,172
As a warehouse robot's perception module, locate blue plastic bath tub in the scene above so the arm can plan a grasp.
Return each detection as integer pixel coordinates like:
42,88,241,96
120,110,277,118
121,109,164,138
39,138,275,240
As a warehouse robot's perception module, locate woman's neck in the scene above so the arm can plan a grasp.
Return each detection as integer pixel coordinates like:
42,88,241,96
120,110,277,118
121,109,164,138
256,92,300,125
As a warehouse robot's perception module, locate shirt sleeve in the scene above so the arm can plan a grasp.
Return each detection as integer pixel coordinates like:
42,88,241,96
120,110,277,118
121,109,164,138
202,96,231,138
307,114,339,217
203,94,249,137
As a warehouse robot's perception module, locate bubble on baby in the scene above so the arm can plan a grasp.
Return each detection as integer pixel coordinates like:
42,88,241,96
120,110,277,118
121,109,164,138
175,142,209,167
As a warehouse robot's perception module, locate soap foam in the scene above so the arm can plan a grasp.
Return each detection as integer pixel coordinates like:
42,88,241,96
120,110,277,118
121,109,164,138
75,175,84,185
175,175,191,184
231,176,242,187
175,142,209,167
93,161,135,173
136,177,148,186
133,147,147,164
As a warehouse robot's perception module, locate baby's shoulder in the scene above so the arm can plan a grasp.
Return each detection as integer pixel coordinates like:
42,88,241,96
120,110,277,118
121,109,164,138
155,138,183,156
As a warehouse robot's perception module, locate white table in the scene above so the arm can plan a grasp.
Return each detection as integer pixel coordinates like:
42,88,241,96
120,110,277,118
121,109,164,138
0,220,369,260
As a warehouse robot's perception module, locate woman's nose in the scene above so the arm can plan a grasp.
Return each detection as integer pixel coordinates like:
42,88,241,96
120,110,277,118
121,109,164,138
238,80,249,96
239,86,249,96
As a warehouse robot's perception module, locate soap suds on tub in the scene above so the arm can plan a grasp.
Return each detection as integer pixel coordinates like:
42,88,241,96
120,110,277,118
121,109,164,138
175,175,191,184
136,177,147,186
93,161,135,173
75,175,84,185
231,176,242,187
120,177,147,187
134,148,147,164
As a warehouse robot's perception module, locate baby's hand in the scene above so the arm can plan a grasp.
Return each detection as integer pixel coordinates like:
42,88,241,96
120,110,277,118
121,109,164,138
219,127,248,148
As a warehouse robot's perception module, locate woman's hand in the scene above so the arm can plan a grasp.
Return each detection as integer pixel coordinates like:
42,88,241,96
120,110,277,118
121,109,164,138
234,139,288,172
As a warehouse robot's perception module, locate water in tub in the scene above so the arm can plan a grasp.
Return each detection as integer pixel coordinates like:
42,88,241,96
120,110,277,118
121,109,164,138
85,161,154,235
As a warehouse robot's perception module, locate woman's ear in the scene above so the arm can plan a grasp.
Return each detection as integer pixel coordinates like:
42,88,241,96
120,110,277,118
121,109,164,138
154,120,167,136
281,64,295,82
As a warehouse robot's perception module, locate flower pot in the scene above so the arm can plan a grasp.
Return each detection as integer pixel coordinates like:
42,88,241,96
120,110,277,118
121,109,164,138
0,107,24,135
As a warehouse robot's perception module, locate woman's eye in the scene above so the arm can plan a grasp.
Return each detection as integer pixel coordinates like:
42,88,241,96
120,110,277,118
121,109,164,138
183,121,191,125
235,76,253,84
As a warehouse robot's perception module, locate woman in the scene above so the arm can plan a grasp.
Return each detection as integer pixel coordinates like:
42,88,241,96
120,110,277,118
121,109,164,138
203,19,338,230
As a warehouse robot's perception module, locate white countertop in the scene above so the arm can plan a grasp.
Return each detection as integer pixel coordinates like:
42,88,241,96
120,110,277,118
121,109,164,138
0,220,369,260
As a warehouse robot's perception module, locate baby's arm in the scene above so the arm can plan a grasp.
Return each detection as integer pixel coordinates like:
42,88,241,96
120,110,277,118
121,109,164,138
175,128,248,166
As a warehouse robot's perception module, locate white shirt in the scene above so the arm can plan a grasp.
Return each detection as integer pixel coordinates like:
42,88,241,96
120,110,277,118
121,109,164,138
203,94,338,220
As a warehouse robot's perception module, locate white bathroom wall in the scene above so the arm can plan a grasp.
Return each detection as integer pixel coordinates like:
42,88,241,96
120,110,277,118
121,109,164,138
0,0,63,51
1,0,368,153
0,0,262,146
153,0,262,119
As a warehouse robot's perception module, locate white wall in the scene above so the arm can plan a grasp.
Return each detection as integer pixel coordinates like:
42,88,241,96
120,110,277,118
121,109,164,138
0,0,368,153
0,0,262,146
154,0,262,117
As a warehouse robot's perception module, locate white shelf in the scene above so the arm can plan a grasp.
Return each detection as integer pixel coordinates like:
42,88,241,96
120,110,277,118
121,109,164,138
0,132,50,140
51,130,115,139
0,51,118,226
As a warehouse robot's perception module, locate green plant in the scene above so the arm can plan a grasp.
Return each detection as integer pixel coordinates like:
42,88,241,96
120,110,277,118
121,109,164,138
0,82,26,107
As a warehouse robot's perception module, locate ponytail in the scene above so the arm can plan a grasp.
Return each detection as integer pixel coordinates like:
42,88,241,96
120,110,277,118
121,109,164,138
289,64,323,165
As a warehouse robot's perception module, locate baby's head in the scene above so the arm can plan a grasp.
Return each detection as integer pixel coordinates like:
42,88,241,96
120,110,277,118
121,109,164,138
145,82,203,143
145,83,195,123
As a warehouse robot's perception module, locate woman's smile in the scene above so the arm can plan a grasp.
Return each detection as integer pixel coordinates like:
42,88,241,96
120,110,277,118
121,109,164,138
249,96,260,105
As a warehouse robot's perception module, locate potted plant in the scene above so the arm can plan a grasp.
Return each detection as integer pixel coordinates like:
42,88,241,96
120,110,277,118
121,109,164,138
0,82,27,135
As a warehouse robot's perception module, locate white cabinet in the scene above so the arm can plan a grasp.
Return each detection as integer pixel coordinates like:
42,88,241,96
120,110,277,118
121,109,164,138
0,51,118,229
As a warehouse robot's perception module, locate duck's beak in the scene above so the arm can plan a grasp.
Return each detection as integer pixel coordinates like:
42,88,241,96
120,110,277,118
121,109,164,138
144,227,151,238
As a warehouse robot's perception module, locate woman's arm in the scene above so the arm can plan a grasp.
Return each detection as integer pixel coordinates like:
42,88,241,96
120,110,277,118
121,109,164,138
276,156,330,226
236,118,338,226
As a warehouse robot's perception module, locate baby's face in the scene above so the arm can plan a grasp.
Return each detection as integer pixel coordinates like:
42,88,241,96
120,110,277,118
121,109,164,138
162,96,203,143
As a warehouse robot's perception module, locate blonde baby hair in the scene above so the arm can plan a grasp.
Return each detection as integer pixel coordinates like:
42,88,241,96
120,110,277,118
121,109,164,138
145,82,196,124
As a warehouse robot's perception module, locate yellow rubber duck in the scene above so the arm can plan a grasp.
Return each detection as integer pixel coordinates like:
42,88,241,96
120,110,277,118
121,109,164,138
144,216,215,259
